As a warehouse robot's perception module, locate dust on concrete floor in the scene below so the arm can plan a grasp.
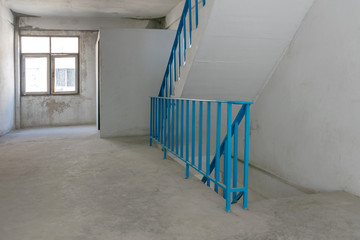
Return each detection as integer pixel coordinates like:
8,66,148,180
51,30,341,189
0,126,359,240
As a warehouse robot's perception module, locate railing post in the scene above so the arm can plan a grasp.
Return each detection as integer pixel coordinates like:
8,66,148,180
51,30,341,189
150,97,153,146
168,98,171,149
198,101,203,170
225,103,232,212
180,100,184,158
176,99,179,155
206,102,211,187
188,0,192,45
243,104,250,210
160,98,163,144
233,120,239,202
183,13,187,62
195,0,199,27
186,100,190,178
171,99,175,151
215,102,221,193
191,101,196,165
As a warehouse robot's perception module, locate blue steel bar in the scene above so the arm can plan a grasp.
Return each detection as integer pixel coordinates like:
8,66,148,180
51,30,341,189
160,98,163,144
206,102,211,187
215,102,221,193
203,0,206,6
165,75,168,97
150,98,153,146
162,99,167,146
191,101,195,165
174,49,177,82
195,0,199,27
155,98,158,139
164,99,167,159
223,140,227,198
225,103,232,212
188,0,192,45
186,100,190,178
183,13,187,62
170,63,172,95
198,101,203,170
243,104,250,210
158,98,161,139
176,99,179,155
233,120,239,201
171,99,175,151
178,34,181,68
180,100,184,158
168,99,171,148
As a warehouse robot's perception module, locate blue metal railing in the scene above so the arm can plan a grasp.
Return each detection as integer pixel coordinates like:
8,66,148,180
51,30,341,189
150,97,252,212
159,0,206,98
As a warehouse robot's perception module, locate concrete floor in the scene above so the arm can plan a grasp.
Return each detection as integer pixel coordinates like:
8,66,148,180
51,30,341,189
0,126,360,240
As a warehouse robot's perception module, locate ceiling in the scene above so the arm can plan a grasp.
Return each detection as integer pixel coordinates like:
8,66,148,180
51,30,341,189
4,0,183,18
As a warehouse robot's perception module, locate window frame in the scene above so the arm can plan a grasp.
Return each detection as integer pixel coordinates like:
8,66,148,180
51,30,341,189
20,35,80,96
21,54,51,95
51,54,79,95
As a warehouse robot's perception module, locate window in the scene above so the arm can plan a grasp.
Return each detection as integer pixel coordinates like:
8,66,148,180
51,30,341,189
21,36,79,95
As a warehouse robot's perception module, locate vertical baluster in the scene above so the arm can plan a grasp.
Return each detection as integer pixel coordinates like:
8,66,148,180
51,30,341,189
150,98,153,146
165,75,168,97
191,101,196,165
154,98,157,139
163,98,167,158
243,104,250,210
198,101,203,170
206,102,211,187
233,120,239,202
203,0,206,6
176,99,179,155
215,102,221,193
171,99,175,152
174,49,177,82
195,0,199,27
181,100,184,158
183,13,187,62
188,0,192,45
168,98,171,148
160,98,163,144
186,100,190,178
157,98,161,141
178,34,181,68
225,103,232,212
170,63,172,96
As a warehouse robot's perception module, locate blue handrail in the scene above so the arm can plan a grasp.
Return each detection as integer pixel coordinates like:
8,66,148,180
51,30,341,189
150,97,252,212
159,0,206,97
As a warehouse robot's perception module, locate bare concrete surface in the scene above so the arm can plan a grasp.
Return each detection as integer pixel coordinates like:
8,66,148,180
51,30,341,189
0,126,359,240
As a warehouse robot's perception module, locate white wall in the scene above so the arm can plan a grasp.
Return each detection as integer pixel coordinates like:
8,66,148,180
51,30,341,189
20,30,98,128
0,2,15,136
181,0,314,101
100,29,175,137
248,0,360,196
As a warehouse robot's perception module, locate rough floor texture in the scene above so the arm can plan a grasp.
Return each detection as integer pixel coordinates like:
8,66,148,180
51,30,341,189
0,126,359,240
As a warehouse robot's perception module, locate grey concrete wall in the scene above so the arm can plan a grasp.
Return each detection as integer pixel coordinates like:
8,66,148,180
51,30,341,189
19,16,164,31
20,30,98,128
0,2,15,136
247,0,360,196
181,0,314,102
100,29,175,137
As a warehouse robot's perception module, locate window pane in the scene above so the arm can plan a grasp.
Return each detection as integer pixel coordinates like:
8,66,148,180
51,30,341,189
51,37,78,53
21,37,50,53
24,57,48,93
54,57,76,92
